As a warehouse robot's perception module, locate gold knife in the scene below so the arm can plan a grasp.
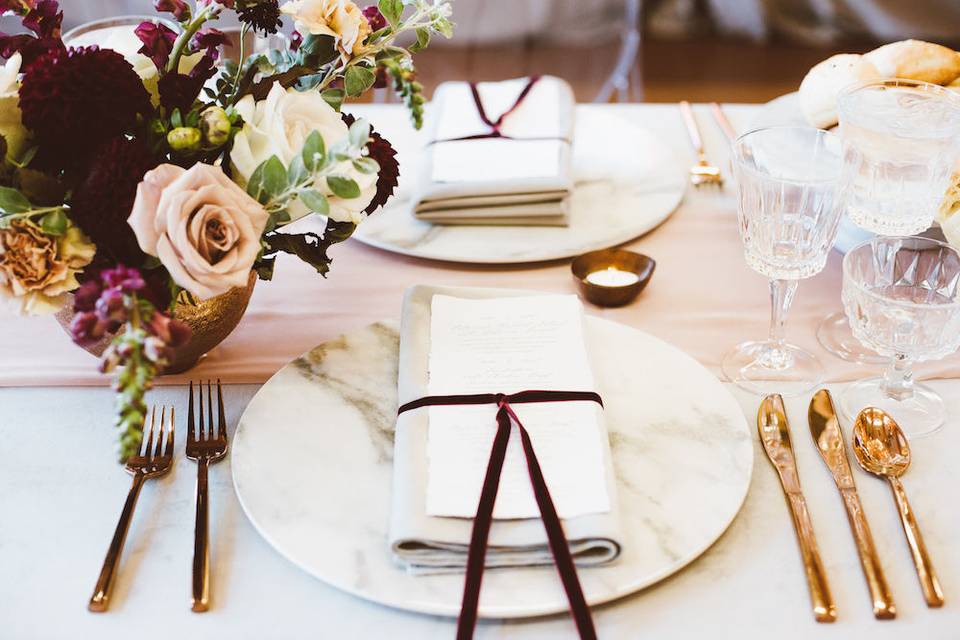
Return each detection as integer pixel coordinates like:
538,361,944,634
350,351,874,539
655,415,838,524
809,389,896,619
758,394,836,623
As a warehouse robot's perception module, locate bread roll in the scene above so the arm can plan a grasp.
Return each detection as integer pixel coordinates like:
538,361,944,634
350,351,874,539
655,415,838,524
864,40,960,85
799,54,881,129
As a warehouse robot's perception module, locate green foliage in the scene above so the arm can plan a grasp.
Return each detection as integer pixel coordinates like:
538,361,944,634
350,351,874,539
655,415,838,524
378,0,403,26
345,65,377,97
326,176,361,199
246,155,288,204
261,219,356,277
0,186,30,215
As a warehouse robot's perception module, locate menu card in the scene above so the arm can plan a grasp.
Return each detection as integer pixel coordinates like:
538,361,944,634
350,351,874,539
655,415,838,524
426,294,610,519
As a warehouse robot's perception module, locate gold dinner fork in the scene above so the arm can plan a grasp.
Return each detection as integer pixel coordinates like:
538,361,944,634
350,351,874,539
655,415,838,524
680,100,723,188
89,406,175,612
186,380,229,612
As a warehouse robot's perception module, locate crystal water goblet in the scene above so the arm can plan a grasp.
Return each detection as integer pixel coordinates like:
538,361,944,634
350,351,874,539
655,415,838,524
722,127,844,395
818,78,960,364
841,236,960,437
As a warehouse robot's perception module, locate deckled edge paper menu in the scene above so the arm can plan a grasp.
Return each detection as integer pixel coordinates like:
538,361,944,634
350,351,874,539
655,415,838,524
426,294,610,520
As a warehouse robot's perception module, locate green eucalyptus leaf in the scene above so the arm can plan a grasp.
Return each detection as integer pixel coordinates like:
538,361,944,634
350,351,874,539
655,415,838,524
378,0,402,26
287,154,308,187
261,155,288,198
321,88,345,112
326,176,360,199
348,118,371,148
352,157,379,174
410,27,431,52
301,130,327,172
299,189,330,215
0,187,30,214
344,65,376,97
40,209,67,236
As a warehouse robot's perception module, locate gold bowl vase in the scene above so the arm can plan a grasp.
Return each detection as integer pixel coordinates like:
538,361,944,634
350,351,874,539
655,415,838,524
56,271,257,374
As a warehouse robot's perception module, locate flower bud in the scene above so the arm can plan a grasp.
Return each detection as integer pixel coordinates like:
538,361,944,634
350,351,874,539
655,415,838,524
95,287,127,323
167,126,202,152
154,0,190,21
199,106,231,148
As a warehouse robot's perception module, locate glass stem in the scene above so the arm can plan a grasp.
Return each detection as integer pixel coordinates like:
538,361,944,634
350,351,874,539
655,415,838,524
882,354,915,401
768,279,798,350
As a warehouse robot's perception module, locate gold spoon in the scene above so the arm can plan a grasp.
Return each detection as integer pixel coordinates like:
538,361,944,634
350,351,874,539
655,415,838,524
852,407,945,607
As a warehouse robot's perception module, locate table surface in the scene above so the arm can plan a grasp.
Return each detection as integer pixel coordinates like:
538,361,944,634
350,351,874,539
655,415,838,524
2,103,959,639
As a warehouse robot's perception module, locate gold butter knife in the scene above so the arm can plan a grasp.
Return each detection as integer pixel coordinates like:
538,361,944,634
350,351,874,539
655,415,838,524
759,394,836,623
809,389,896,619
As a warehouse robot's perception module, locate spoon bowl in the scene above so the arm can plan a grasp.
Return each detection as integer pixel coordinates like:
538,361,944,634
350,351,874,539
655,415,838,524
852,407,911,478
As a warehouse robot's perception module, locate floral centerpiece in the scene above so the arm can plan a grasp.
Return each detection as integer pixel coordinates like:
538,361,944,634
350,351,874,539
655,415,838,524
0,0,453,459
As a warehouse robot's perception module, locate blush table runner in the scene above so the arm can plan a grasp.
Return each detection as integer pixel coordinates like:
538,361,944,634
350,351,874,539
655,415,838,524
2,103,958,386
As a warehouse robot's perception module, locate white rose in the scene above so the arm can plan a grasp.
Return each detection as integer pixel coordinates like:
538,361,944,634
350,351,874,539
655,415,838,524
231,82,376,224
0,53,28,160
280,0,371,62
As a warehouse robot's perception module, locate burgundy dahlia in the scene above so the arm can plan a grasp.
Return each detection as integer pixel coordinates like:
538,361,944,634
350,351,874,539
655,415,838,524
237,0,282,35
19,46,152,176
341,113,399,215
70,137,158,265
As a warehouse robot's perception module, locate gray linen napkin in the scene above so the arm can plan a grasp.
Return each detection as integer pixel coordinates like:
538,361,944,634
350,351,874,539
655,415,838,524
388,285,623,574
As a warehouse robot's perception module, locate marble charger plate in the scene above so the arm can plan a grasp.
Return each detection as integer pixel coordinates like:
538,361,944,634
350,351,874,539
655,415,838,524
349,104,686,264
232,317,753,618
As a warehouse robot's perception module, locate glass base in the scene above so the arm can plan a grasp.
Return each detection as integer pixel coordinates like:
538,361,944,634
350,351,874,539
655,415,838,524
722,340,824,397
816,311,887,365
840,378,946,438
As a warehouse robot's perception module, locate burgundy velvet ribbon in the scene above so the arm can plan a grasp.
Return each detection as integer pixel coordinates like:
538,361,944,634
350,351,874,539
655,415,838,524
429,76,572,145
397,390,601,640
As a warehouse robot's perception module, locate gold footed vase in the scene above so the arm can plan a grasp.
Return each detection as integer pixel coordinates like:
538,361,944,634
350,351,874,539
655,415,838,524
56,271,256,374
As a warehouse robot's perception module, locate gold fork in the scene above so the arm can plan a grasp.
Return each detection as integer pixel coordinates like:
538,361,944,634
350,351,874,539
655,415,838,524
186,380,228,612
680,100,723,188
89,406,175,612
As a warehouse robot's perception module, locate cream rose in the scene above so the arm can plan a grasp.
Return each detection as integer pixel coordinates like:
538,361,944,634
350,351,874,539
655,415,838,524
0,53,28,161
128,163,270,300
0,220,95,315
232,82,377,224
280,0,371,62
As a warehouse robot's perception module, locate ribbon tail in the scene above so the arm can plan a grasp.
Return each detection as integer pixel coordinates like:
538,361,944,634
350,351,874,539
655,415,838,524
456,405,512,640
518,424,598,640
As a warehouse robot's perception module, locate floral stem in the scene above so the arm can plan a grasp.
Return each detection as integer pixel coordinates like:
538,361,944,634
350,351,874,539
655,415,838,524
166,6,215,74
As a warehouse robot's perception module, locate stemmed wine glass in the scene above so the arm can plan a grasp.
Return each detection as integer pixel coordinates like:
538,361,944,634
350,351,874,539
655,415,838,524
841,236,960,437
722,127,844,395
818,79,960,363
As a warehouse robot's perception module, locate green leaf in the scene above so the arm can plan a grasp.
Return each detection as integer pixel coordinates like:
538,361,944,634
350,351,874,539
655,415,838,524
410,27,431,52
287,154,308,187
171,108,183,128
299,189,330,215
301,130,326,172
0,187,30,214
246,155,287,204
352,157,379,174
40,209,67,236
326,176,360,199
348,118,371,148
378,0,402,26
344,65,376,97
321,88,345,112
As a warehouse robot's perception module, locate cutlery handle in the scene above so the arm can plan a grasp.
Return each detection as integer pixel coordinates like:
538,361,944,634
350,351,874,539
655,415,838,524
840,489,896,619
192,460,210,612
89,473,146,612
889,477,944,607
785,492,836,622
709,102,738,141
679,101,704,154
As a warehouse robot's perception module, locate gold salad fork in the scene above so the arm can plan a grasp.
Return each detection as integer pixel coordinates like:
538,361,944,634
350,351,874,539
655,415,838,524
89,406,175,612
680,100,723,188
186,380,229,612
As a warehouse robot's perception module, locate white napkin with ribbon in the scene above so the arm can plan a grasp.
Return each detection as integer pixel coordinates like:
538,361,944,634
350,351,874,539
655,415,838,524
388,285,623,574
413,77,575,226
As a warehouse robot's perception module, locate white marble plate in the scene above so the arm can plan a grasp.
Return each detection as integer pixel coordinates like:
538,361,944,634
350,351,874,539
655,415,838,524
350,105,686,264
232,318,753,618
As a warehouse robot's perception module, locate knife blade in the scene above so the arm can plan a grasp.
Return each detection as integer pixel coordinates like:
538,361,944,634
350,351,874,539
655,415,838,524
809,389,896,619
758,394,836,623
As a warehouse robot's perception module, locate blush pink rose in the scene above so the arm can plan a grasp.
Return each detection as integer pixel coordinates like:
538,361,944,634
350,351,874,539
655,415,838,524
128,163,270,300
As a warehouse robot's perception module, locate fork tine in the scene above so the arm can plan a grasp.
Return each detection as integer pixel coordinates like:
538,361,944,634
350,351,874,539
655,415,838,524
188,380,195,443
155,406,166,458
165,406,175,458
217,379,226,442
198,380,205,440
142,405,156,456
207,379,214,440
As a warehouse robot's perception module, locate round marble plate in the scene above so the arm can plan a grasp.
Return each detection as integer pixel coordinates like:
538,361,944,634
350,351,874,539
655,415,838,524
351,106,687,264
232,318,753,618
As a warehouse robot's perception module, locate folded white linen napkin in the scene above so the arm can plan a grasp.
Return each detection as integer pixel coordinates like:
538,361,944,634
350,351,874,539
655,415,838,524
388,285,623,575
413,76,576,226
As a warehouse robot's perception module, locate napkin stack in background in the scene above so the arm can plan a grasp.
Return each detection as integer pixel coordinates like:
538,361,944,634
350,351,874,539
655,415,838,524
388,285,622,575
413,77,576,226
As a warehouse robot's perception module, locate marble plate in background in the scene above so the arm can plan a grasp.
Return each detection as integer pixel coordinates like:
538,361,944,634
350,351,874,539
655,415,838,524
232,318,753,618
349,105,686,264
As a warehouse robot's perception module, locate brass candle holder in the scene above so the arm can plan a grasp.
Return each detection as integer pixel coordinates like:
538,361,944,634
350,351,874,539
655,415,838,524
571,249,656,307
